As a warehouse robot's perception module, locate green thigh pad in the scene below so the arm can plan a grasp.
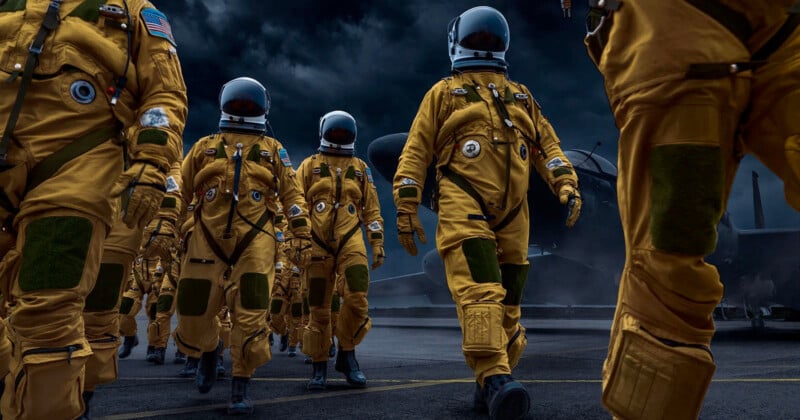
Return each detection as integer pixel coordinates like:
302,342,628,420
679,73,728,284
157,294,174,312
85,262,125,312
20,216,93,291
461,238,501,283
177,278,212,316
119,297,134,314
344,265,369,292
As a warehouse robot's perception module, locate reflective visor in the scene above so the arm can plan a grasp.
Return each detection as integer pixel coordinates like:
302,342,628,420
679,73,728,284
323,127,355,144
457,12,508,51
321,113,356,145
222,98,266,117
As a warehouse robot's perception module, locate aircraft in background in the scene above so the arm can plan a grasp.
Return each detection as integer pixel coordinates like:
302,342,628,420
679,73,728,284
366,133,800,326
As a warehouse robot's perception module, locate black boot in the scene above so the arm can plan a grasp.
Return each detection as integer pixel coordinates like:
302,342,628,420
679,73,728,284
474,381,487,412
118,336,138,359
304,355,312,364
79,390,93,420
279,335,289,352
217,353,227,377
481,374,530,420
307,361,327,390
177,357,199,377
147,347,166,365
196,341,222,393
288,345,297,358
228,376,254,415
174,350,187,365
335,349,366,388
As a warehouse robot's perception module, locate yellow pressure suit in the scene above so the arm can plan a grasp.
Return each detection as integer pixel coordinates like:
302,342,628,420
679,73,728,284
393,71,579,387
119,258,165,350
269,214,304,351
0,1,186,418
175,132,311,378
296,153,384,362
584,1,800,418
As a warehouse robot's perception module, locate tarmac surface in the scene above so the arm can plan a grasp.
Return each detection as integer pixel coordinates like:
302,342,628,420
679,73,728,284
92,310,800,419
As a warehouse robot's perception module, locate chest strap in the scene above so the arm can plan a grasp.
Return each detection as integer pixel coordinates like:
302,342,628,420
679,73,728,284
198,208,273,273
1,0,63,164
439,166,522,231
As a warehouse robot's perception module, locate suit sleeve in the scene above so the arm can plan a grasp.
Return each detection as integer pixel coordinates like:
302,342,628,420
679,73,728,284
359,160,384,248
527,87,579,195
273,141,311,240
128,2,188,170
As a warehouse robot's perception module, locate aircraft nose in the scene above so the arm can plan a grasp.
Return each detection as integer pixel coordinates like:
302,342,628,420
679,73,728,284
367,133,408,182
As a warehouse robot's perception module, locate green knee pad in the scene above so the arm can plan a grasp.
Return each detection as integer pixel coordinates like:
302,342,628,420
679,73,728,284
148,302,157,320
20,216,93,291
270,299,284,314
291,302,303,317
177,278,212,316
85,263,125,312
240,272,269,310
157,294,174,312
462,238,501,283
119,296,135,315
344,265,369,292
500,263,529,306
331,292,341,312
307,276,327,307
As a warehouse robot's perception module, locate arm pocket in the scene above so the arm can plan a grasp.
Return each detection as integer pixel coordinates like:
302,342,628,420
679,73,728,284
152,50,186,92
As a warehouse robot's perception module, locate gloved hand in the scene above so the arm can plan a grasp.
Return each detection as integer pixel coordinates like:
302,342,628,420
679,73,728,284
396,211,426,256
557,183,582,228
111,161,167,230
140,218,178,261
286,237,312,268
371,244,385,270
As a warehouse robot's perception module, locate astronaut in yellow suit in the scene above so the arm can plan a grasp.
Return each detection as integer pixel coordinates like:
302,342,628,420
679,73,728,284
296,110,385,390
269,211,304,358
175,77,312,415
583,1,800,419
393,7,581,420
0,1,186,418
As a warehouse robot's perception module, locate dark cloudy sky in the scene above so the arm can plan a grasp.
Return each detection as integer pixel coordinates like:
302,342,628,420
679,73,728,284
157,0,800,277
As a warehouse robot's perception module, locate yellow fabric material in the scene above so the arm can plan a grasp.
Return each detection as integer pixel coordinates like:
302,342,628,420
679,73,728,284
119,257,162,337
587,2,800,418
296,153,381,358
462,301,506,356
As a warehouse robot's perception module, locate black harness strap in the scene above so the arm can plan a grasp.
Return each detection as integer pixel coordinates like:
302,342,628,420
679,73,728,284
440,166,493,222
25,125,119,194
1,0,63,163
752,12,800,61
311,222,361,258
684,0,752,46
198,209,273,269
492,201,523,233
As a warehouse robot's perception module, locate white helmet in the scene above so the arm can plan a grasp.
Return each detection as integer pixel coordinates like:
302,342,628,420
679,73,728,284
448,6,510,71
218,77,270,134
318,110,356,156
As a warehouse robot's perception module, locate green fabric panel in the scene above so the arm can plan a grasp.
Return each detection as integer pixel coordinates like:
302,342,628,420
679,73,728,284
85,263,125,312
20,216,92,291
463,84,482,102
215,141,227,159
500,263,529,305
157,294,174,312
302,298,310,315
274,215,284,224
0,0,25,12
269,299,283,314
398,187,418,199
552,168,573,178
240,272,269,310
345,166,356,179
68,0,106,22
290,218,307,228
461,238,501,283
370,232,383,240
137,129,168,146
119,297,134,314
650,145,723,255
345,265,369,292
307,277,327,306
161,197,177,208
148,302,157,320
290,302,302,317
177,278,212,316
246,144,261,162
91,267,121,311
504,86,515,103
319,164,331,177
331,292,341,312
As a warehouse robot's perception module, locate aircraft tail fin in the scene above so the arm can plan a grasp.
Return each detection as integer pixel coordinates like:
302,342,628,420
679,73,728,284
752,171,765,229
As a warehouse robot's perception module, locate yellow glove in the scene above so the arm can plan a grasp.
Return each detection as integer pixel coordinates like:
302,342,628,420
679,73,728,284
557,183,582,228
371,244,385,270
140,218,178,261
111,161,167,230
286,237,312,269
396,211,426,256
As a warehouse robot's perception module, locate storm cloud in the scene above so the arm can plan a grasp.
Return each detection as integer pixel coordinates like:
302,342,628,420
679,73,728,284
156,0,800,277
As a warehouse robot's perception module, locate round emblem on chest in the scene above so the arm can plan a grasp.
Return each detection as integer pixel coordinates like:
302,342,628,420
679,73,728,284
70,80,96,104
205,187,217,202
461,140,481,158
520,144,527,160
251,190,262,202
315,201,326,213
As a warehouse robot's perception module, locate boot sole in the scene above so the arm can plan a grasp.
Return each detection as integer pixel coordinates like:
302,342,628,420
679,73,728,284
489,383,530,420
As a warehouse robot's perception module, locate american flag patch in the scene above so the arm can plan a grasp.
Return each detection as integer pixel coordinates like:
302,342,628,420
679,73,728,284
365,167,374,183
278,148,292,167
141,8,177,47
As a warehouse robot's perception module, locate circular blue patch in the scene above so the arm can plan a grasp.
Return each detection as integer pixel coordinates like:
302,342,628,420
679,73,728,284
348,204,356,214
520,144,527,160
251,190,262,202
70,80,96,104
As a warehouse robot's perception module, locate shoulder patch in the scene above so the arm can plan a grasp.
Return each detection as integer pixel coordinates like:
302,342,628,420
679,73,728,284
365,167,374,183
278,148,292,167
165,176,179,192
141,8,177,47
